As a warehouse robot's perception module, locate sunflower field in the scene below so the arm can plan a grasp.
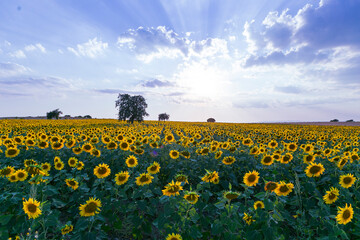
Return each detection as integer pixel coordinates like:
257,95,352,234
0,119,360,239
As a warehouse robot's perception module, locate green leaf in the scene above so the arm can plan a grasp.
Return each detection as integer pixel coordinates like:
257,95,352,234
0,215,13,225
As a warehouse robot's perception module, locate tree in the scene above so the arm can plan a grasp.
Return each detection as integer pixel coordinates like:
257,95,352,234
115,94,149,123
207,118,216,122
46,109,62,119
330,119,339,122
158,113,170,121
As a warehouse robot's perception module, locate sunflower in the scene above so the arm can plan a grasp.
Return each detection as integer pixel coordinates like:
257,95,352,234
280,153,293,164
5,147,20,158
38,141,49,149
201,171,219,184
147,162,160,174
323,187,339,204
61,224,74,235
222,156,236,165
169,150,180,159
106,141,117,150
243,170,260,187
339,174,356,188
175,174,189,184
25,138,36,146
41,163,51,172
94,163,111,179
0,166,15,177
51,142,64,150
54,161,64,170
165,134,175,143
275,181,294,196
79,197,102,217
261,155,273,166
243,213,255,225
68,157,78,167
135,173,154,186
214,150,223,159
72,147,82,155
268,140,278,148
305,162,325,177
350,153,359,163
264,181,278,192
91,148,101,157
303,144,314,153
125,155,138,168
65,178,79,190
162,181,183,197
65,139,76,148
184,192,199,204
23,198,42,219
54,156,61,163
166,233,182,240
82,143,93,153
336,203,353,225
76,161,85,170
337,157,348,170
24,159,38,167
254,201,265,210
8,174,18,182
115,171,130,185
15,169,28,181
224,191,240,201
303,154,315,164
180,150,191,159
119,141,129,151
242,138,253,146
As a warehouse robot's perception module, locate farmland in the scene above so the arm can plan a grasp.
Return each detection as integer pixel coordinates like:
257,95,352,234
0,119,360,239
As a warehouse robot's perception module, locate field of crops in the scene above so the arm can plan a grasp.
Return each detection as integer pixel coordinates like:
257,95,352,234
0,119,360,240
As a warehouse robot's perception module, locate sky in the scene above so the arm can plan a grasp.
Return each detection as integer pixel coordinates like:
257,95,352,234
0,0,359,122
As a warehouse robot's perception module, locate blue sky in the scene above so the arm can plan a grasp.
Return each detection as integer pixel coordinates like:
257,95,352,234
1,0,359,122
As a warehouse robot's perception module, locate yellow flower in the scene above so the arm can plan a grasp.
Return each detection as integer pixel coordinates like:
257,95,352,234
339,173,356,188
54,161,64,170
23,198,42,219
41,163,51,172
201,171,219,184
162,181,183,197
114,171,130,185
61,224,73,235
5,147,20,158
14,169,28,181
166,233,182,240
65,178,79,190
275,181,294,196
68,157,78,167
261,155,273,166
224,191,240,201
169,150,180,159
336,203,353,225
135,173,154,186
243,213,255,225
175,174,189,184
323,187,339,204
264,181,278,192
243,170,259,187
222,156,236,165
125,155,138,168
93,163,111,179
254,201,265,210
184,192,199,204
147,162,160,174
79,197,101,217
305,162,325,177
0,166,15,177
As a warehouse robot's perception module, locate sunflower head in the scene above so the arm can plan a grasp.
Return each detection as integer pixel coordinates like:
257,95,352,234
94,163,111,179
135,173,154,186
79,197,102,217
23,198,42,219
224,191,240,201
264,181,278,192
336,203,353,225
254,200,265,210
222,156,236,165
147,162,160,174
68,157,78,167
305,162,325,177
166,233,182,240
243,170,260,187
339,174,356,188
275,181,294,196
169,150,180,159
114,171,130,185
183,192,199,204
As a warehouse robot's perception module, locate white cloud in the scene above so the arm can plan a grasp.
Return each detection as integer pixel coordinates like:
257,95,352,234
68,38,108,58
9,50,26,59
24,43,46,53
116,26,229,62
0,62,31,77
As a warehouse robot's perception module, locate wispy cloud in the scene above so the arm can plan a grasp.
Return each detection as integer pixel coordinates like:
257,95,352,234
68,38,108,58
0,62,31,77
141,78,174,88
24,43,46,53
9,50,26,59
117,26,229,62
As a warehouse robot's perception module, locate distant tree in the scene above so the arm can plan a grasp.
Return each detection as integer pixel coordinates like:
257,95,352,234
330,119,339,122
84,115,92,119
346,119,354,122
115,94,149,124
158,113,170,121
207,118,216,122
46,109,62,119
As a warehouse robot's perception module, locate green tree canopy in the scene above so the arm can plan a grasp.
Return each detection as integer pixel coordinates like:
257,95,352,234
115,94,149,123
46,109,62,119
158,113,170,121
